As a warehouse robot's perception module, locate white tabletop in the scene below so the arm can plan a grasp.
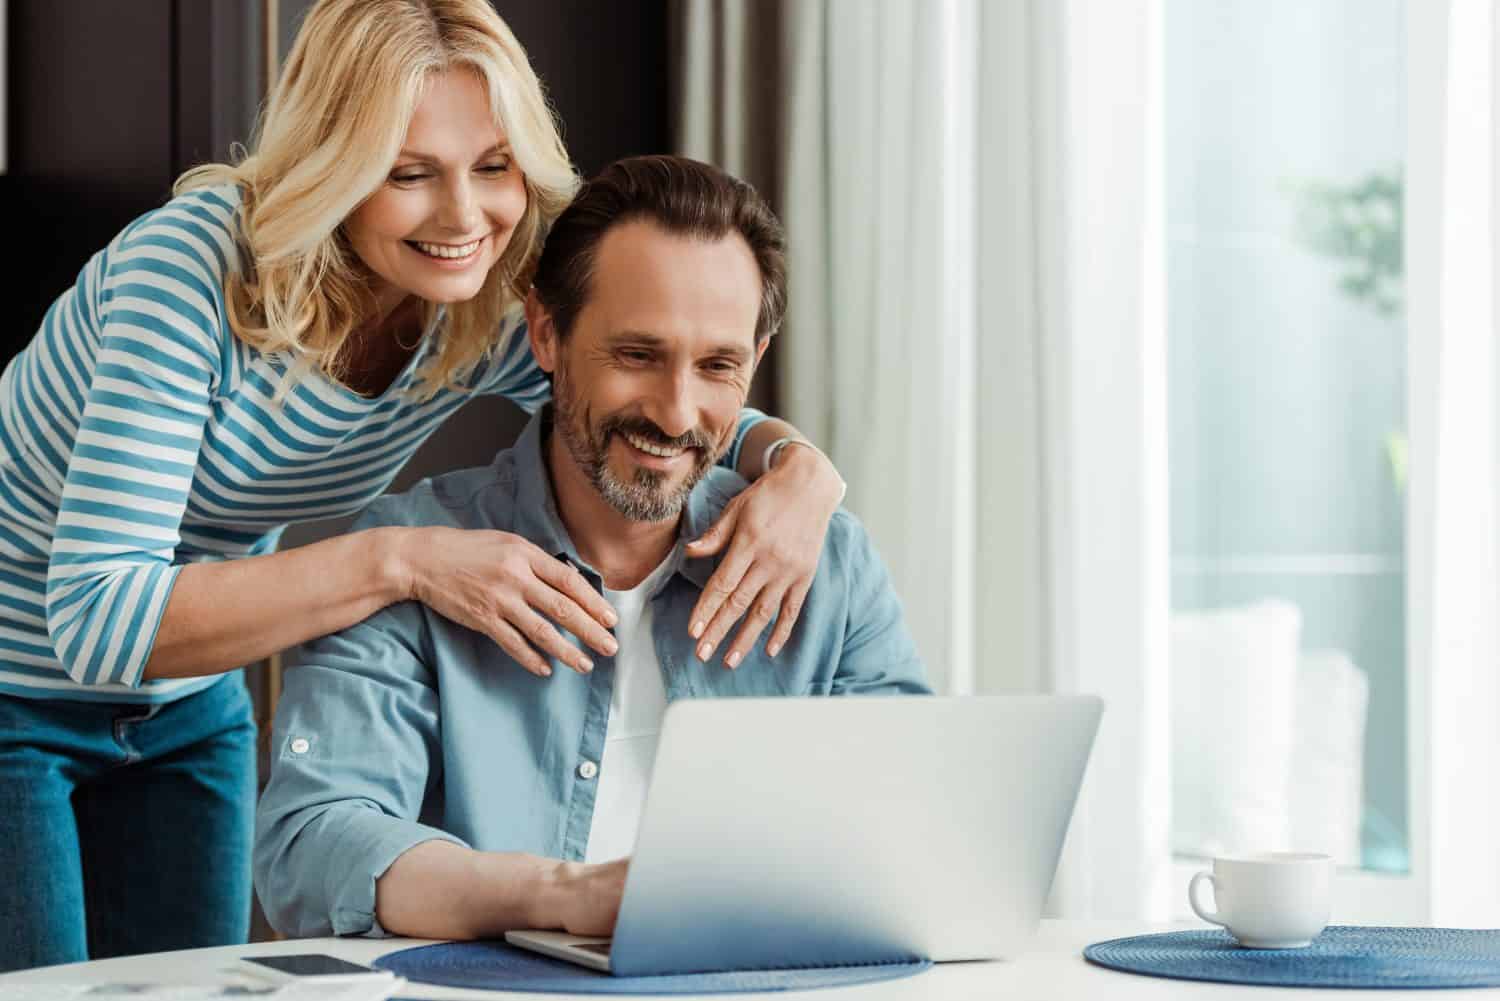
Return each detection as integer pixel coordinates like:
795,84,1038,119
2,921,1495,999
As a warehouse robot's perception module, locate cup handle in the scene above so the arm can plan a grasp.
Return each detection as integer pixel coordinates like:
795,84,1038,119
1189,871,1225,927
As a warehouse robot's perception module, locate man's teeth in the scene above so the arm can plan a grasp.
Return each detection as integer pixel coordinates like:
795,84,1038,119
411,238,482,259
624,432,686,458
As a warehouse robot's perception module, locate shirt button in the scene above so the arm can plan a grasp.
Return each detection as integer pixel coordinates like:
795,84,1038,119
290,738,310,755
577,760,598,780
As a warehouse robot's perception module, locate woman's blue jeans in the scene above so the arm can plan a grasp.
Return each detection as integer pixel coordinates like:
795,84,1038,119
0,676,257,972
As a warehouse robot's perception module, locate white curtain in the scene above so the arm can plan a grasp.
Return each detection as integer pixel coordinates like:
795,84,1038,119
975,0,1173,920
782,0,977,698
678,0,976,696
1406,0,1500,927
676,0,1173,919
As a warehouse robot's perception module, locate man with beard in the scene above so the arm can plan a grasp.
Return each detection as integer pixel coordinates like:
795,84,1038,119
253,156,930,942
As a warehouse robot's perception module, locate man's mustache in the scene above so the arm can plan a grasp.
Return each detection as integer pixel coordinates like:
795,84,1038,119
600,416,712,453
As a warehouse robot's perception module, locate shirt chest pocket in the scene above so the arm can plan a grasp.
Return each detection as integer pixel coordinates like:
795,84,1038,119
667,647,808,698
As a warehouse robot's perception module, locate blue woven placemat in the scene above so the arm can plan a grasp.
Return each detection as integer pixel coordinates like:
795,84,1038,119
374,940,931,995
1084,926,1500,989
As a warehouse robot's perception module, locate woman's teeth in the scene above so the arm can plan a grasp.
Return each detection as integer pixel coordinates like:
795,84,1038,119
411,238,482,259
624,432,686,458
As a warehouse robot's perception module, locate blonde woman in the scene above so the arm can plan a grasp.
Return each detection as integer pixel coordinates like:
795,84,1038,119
0,0,844,970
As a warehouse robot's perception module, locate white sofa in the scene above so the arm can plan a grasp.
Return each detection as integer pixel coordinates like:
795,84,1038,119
1170,599,1368,866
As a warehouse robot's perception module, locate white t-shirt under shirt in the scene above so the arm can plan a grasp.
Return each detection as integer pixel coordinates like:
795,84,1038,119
583,544,681,864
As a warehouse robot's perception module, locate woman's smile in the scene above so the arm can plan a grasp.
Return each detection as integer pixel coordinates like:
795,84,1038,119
405,235,490,266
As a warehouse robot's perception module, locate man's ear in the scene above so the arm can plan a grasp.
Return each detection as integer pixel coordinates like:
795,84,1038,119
524,290,559,374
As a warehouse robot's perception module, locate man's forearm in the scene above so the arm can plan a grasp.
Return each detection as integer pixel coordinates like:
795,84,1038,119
377,840,629,940
375,840,557,939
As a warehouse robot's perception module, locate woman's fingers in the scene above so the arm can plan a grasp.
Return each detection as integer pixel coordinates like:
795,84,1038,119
532,553,619,632
411,528,621,677
762,577,811,658
485,618,554,678
682,449,839,666
689,543,755,643
504,599,596,675
722,581,788,669
523,579,618,659
694,567,769,667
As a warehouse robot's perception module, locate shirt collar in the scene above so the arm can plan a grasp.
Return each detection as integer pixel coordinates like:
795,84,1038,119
505,408,723,593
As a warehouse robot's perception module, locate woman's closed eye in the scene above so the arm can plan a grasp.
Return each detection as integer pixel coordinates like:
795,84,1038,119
388,157,512,185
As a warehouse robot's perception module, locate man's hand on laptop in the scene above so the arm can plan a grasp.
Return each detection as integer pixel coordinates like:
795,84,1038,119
375,842,630,940
537,858,630,936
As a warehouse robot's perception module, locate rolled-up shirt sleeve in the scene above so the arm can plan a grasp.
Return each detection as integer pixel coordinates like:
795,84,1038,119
253,593,465,938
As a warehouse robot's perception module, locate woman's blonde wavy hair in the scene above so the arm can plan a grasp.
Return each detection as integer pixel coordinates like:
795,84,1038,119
177,0,578,398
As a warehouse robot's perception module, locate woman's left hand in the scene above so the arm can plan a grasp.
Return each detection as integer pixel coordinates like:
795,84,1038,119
684,444,844,668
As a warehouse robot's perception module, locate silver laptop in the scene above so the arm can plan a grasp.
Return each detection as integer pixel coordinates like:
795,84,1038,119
506,694,1102,976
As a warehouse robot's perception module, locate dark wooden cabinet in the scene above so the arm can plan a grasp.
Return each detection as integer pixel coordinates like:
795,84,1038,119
3,1,261,355
3,0,668,357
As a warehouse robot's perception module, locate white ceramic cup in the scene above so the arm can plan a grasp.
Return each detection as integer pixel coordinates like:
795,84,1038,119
1188,852,1333,948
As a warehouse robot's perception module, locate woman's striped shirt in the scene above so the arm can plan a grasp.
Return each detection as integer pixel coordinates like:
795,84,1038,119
0,185,762,703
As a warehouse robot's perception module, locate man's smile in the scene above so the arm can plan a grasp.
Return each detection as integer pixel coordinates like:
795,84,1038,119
621,431,690,458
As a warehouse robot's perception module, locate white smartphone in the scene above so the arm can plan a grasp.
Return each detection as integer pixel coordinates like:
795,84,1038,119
236,952,395,985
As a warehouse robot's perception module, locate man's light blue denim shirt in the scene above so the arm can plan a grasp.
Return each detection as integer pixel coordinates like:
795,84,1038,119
253,410,930,938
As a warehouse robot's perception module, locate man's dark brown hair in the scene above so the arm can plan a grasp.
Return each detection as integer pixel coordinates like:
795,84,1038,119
530,155,787,343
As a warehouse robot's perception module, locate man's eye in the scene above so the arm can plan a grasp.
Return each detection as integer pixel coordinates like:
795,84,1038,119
619,350,652,363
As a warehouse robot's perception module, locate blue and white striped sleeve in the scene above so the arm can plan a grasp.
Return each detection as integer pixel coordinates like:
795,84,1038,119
44,215,224,688
723,407,768,474
480,313,770,473
476,309,551,414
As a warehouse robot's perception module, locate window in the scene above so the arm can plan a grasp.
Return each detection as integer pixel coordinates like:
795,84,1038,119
1165,0,1407,874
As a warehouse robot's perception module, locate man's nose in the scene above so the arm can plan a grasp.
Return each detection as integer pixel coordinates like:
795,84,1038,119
642,368,697,440
438,176,482,233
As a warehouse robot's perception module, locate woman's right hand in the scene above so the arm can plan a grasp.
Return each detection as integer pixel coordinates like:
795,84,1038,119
397,526,618,676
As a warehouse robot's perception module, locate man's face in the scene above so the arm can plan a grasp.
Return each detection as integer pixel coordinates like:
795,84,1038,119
529,220,768,522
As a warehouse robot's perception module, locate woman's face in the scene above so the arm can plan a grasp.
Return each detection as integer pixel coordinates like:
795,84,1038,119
345,68,528,315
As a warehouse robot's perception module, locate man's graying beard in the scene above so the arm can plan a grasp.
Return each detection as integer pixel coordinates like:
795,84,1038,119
552,363,718,522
